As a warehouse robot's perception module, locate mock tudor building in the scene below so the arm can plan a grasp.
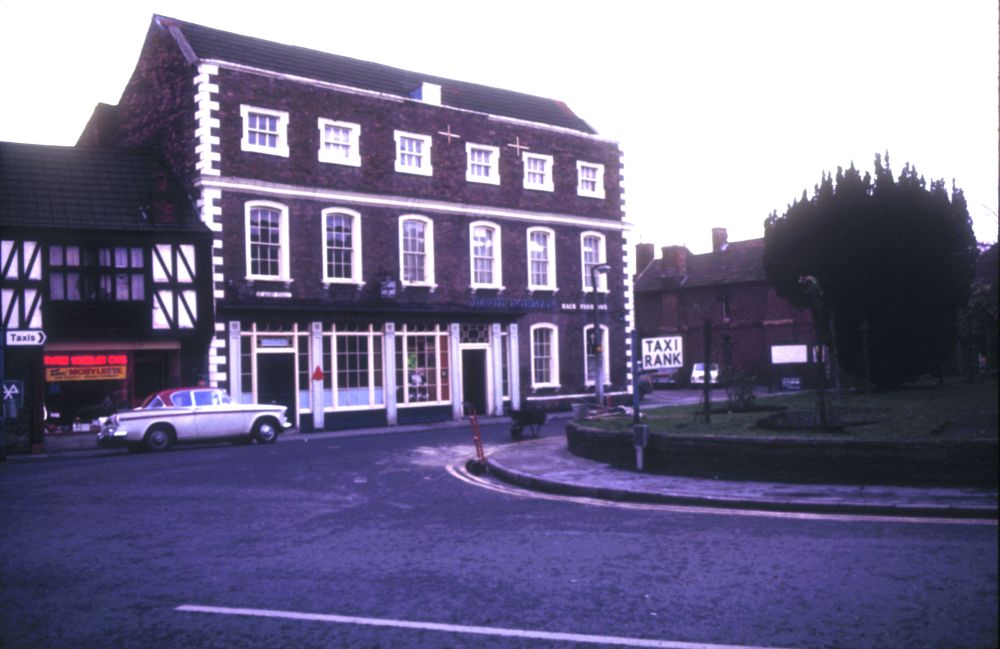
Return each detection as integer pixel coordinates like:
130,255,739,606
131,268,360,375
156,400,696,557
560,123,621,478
0,142,214,452
634,228,815,389
79,15,631,431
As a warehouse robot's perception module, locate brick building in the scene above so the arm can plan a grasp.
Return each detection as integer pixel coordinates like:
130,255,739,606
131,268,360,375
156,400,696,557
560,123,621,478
79,15,631,430
0,143,214,452
634,228,816,389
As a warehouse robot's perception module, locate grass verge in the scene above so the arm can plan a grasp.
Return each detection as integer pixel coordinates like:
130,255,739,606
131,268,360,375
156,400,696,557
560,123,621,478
587,376,998,440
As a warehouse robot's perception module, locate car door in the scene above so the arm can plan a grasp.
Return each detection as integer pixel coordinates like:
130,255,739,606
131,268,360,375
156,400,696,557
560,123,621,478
192,389,245,439
167,390,199,441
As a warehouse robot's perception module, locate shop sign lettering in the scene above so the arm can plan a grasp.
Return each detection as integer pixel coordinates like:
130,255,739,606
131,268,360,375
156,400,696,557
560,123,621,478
641,336,683,369
471,296,555,311
46,366,129,382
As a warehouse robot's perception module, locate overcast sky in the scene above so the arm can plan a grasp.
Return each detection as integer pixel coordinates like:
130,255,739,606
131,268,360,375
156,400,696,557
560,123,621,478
1,0,996,253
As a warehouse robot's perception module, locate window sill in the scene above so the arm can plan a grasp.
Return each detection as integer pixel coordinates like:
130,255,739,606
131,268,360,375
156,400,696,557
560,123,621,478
246,276,294,284
466,174,501,185
324,279,365,288
241,144,290,158
401,282,438,293
318,155,362,167
394,165,433,177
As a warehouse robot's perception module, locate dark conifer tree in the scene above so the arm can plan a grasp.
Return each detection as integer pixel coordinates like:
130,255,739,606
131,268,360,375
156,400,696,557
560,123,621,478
764,154,978,387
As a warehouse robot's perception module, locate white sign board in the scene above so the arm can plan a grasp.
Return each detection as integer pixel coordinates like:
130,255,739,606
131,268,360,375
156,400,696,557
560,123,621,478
771,344,808,364
5,330,47,346
641,336,683,369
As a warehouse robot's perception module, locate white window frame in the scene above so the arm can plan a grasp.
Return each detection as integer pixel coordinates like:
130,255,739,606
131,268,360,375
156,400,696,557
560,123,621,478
469,221,504,290
576,161,605,199
465,143,501,185
323,325,386,411
398,214,436,289
529,323,560,389
317,119,361,167
245,201,291,281
522,153,554,192
396,324,451,407
583,324,611,386
526,226,557,291
240,105,290,157
321,208,364,285
394,131,433,176
580,231,608,292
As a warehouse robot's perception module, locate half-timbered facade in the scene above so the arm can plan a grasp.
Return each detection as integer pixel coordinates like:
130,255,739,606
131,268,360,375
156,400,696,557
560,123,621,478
78,15,631,431
0,143,213,451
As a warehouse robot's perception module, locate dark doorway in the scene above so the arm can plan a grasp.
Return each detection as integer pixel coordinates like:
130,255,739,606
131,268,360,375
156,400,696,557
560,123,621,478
257,354,297,424
462,349,488,417
133,355,167,405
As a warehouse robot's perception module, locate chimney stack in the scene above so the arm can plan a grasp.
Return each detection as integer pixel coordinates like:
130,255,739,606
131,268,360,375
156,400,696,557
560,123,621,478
661,245,688,276
712,227,728,252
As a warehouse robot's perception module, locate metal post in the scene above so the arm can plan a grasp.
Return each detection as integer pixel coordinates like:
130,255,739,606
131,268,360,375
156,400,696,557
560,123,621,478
702,318,712,423
591,263,610,405
1,336,6,461
631,329,641,425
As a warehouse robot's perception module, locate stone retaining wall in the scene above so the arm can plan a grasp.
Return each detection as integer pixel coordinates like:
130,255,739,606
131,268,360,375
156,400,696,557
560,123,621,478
566,422,998,487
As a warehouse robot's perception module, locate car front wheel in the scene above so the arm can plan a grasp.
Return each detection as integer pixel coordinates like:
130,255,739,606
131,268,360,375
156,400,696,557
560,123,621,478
144,426,172,452
253,418,279,444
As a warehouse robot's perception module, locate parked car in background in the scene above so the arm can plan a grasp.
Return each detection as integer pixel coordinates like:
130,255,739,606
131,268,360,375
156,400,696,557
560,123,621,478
97,387,293,452
648,366,690,389
636,371,654,397
689,363,720,385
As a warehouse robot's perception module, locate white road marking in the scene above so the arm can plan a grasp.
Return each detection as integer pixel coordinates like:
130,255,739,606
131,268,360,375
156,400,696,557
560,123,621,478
176,604,799,649
446,464,998,526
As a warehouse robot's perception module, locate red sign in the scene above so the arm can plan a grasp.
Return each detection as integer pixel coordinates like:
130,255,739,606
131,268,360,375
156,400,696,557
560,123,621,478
312,366,324,381
45,354,128,367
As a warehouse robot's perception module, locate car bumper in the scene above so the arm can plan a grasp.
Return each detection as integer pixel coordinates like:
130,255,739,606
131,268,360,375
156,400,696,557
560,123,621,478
96,428,132,448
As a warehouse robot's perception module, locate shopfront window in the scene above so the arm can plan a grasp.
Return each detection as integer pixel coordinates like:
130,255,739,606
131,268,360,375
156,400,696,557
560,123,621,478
322,324,385,410
395,324,450,406
42,352,132,430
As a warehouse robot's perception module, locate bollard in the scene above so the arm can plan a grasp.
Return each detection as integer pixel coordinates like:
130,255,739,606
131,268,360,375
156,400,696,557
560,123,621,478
633,424,650,471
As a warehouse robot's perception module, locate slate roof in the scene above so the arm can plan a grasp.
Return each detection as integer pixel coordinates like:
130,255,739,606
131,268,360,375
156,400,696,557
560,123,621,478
0,142,204,233
158,16,596,134
635,239,768,293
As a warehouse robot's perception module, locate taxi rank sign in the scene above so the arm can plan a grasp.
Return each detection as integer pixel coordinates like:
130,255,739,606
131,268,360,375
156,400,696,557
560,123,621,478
641,336,683,369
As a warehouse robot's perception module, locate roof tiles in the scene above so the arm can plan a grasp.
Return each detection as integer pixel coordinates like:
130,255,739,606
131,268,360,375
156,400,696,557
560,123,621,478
161,16,597,134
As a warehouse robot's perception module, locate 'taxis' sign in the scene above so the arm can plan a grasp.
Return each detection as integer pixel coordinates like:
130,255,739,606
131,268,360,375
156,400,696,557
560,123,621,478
5,330,47,346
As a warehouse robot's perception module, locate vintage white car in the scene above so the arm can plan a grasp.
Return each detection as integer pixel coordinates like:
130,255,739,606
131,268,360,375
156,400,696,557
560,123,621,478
97,387,293,452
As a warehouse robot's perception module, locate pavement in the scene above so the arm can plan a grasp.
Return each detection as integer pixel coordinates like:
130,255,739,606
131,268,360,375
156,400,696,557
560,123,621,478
10,403,998,519
485,432,999,519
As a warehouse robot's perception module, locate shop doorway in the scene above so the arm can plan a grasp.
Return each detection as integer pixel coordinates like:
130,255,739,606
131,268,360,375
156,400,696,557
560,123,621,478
257,354,297,424
133,357,167,404
462,349,488,416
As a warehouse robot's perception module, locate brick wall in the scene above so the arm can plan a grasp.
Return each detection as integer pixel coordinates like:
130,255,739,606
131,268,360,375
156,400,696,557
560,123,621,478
212,68,623,220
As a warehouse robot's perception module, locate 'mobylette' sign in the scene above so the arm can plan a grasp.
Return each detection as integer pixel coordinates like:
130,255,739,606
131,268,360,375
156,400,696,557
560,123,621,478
641,336,683,369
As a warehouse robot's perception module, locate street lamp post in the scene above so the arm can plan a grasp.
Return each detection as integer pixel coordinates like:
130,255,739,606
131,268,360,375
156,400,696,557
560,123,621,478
591,263,611,405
